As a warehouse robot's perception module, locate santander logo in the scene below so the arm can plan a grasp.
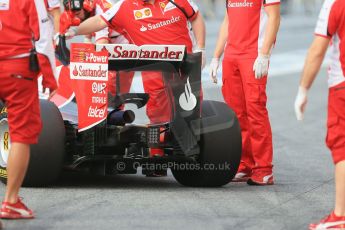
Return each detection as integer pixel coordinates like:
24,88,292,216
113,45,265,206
72,65,107,78
98,44,186,61
72,66,78,76
227,0,254,8
140,16,181,32
70,63,108,81
140,25,147,32
179,77,197,111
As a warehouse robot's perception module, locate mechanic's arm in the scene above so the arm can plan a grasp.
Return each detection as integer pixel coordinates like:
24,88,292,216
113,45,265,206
299,36,330,89
213,15,228,59
261,5,280,55
49,8,61,34
209,15,228,83
191,13,205,50
71,15,108,37
191,13,206,69
253,5,280,79
294,36,330,120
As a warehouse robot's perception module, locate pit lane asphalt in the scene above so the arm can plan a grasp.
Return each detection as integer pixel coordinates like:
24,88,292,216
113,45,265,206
0,12,334,230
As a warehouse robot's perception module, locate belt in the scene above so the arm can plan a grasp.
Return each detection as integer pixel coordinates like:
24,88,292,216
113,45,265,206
0,53,30,60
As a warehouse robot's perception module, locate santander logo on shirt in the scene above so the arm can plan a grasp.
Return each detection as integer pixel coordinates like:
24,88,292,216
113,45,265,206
139,16,181,32
227,0,254,8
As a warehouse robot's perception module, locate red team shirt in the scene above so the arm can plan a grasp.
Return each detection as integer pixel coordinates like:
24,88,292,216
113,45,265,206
315,0,345,88
100,0,198,52
224,0,280,59
0,0,55,74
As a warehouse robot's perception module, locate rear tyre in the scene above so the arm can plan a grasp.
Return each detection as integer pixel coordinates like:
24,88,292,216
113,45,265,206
0,100,65,187
171,100,242,187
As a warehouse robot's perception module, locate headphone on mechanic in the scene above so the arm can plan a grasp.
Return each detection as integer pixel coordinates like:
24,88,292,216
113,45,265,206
63,0,95,12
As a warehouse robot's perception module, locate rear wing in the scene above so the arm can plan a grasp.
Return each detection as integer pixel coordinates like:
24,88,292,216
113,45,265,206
68,43,201,150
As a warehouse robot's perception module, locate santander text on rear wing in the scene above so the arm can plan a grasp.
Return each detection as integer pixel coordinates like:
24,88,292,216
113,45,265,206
96,44,186,71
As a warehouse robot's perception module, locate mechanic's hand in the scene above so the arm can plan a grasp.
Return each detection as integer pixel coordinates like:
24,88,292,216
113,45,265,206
59,10,81,34
294,86,308,121
209,58,219,84
43,88,58,101
194,47,206,70
53,33,60,47
65,27,78,40
253,53,270,79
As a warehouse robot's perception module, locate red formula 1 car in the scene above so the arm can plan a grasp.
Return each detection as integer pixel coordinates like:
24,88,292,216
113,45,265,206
0,43,241,187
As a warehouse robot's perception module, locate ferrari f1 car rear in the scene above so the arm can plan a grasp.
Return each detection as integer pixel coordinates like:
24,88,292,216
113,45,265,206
0,43,242,187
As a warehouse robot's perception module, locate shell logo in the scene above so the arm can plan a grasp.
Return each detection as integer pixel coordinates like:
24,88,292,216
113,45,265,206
160,2,166,8
144,9,151,16
134,8,152,20
135,11,143,19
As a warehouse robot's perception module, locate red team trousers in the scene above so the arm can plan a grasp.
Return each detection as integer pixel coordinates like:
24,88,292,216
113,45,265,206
108,71,135,98
326,81,345,164
0,58,41,144
222,58,273,173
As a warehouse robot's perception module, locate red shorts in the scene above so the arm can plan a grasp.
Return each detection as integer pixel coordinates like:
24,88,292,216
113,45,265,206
0,58,42,144
326,81,345,164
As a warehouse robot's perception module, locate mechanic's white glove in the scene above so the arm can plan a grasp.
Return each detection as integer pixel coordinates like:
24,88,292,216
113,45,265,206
53,33,60,46
65,27,78,40
194,47,206,70
294,86,308,121
209,58,219,84
253,53,270,79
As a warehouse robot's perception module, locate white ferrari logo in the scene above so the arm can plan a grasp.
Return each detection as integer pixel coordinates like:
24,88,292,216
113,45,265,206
179,77,197,111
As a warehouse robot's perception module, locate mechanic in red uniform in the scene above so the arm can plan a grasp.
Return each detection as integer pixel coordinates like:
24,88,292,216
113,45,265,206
0,0,57,219
61,0,134,98
294,0,345,229
209,0,280,185
66,0,206,157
